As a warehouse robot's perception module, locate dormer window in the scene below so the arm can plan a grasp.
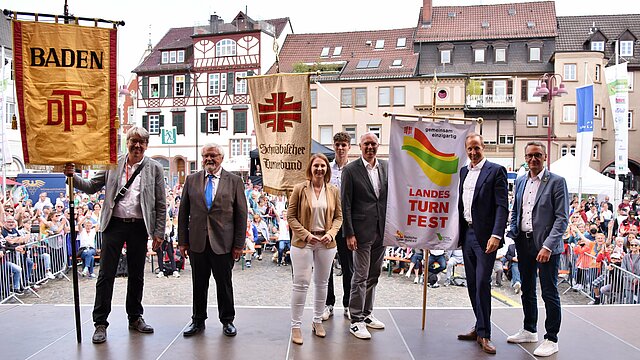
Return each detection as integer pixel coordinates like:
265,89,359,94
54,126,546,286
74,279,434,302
620,41,634,56
529,47,541,62
495,48,506,62
591,41,605,51
375,40,384,49
333,46,342,56
474,49,485,63
170,51,177,63
320,47,330,57
162,52,169,64
441,50,451,64
177,50,184,63
396,38,406,48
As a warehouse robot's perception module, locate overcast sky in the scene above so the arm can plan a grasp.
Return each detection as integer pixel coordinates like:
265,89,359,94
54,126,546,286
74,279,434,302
4,0,640,83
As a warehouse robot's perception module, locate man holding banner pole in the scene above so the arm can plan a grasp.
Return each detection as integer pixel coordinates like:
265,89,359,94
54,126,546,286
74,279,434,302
64,127,166,344
456,133,508,354
342,132,388,340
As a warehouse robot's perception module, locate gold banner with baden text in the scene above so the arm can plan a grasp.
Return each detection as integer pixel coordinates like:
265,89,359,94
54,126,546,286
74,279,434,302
13,21,117,167
248,73,311,193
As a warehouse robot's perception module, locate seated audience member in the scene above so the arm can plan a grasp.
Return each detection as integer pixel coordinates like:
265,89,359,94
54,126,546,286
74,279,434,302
426,250,446,287
505,243,522,294
276,211,291,266
244,218,257,268
445,249,464,286
156,216,179,278
78,219,98,278
406,248,424,284
251,213,269,260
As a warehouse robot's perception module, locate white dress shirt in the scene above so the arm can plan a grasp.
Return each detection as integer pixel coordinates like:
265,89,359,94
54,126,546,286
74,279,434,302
112,156,144,219
361,157,380,198
520,169,545,233
462,158,486,224
204,167,222,204
330,159,348,189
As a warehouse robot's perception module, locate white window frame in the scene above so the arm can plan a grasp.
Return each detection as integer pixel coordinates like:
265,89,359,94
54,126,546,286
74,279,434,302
208,112,220,133
319,125,333,145
367,125,381,141
375,40,384,49
343,125,357,145
170,50,177,63
396,38,406,48
220,73,227,92
595,64,601,82
333,46,342,56
440,50,451,64
495,48,506,62
563,105,577,123
498,134,514,145
355,88,367,107
570,145,576,156
230,139,241,157
527,115,538,127
161,52,169,64
629,111,634,129
542,115,550,128
174,75,185,97
216,39,237,57
320,47,330,57
595,104,601,118
393,86,405,106
593,144,599,159
561,145,568,156
474,49,485,63
160,75,171,98
220,111,228,128
529,47,541,62
527,80,541,102
564,64,577,81
208,73,220,96
378,87,390,107
628,72,634,91
392,59,402,67
235,71,247,94
310,89,317,108
177,50,185,63
591,41,605,51
150,77,159,98
149,114,160,134
620,40,634,57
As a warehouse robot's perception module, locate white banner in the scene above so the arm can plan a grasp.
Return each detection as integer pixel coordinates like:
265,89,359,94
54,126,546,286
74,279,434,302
384,118,473,250
605,63,629,175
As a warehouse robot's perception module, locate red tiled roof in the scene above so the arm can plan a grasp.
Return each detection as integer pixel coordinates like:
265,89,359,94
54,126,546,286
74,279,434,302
134,26,194,73
270,28,418,80
415,1,557,42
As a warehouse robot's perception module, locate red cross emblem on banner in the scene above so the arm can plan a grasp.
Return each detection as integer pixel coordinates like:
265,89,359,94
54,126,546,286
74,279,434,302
257,92,302,132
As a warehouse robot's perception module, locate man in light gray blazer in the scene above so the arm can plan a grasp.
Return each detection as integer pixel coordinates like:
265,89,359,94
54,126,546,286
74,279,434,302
506,141,569,357
341,132,388,340
179,143,247,337
64,126,166,344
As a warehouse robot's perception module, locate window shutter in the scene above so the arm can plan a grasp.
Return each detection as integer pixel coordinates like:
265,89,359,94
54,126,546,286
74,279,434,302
521,80,527,101
141,77,149,99
486,81,493,96
507,80,513,95
159,76,165,98
142,115,149,130
185,75,191,96
235,111,247,133
227,72,234,95
159,115,165,128
167,76,173,98
201,113,207,133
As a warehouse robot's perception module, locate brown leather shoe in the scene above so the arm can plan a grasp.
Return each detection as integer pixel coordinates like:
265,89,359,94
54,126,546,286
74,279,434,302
477,336,497,354
457,328,477,340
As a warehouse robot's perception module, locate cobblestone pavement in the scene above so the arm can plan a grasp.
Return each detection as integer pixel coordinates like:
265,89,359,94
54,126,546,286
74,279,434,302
14,252,588,308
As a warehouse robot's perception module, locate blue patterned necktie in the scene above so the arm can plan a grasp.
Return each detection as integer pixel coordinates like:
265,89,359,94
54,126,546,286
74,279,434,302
205,174,214,209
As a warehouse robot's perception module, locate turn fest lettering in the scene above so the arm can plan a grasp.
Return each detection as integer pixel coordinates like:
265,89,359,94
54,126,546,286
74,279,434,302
406,188,450,228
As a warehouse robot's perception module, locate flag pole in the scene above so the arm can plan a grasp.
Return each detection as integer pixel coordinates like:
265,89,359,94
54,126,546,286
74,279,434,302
421,249,429,330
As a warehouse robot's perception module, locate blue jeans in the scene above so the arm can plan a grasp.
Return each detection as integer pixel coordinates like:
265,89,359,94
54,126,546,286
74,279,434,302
510,262,521,285
2,261,23,290
81,247,97,274
278,240,290,263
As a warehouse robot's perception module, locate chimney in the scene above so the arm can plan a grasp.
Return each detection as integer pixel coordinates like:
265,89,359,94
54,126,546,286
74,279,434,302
422,0,433,27
209,14,219,33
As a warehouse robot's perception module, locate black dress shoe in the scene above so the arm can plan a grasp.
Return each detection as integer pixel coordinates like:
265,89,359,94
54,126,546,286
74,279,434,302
223,322,237,337
129,317,154,333
183,321,206,337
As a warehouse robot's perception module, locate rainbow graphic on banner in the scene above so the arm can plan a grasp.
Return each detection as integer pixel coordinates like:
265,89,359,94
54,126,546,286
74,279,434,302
401,128,459,186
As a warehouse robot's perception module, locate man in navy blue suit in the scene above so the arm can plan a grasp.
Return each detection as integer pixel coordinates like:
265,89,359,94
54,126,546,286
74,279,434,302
506,141,568,357
456,133,508,354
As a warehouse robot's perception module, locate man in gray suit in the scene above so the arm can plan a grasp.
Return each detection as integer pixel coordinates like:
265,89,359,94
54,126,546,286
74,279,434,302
179,143,247,337
64,126,166,344
506,141,569,357
341,132,388,340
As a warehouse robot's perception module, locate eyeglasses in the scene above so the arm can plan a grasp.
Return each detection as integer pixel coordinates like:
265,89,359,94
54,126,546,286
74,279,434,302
631,244,639,247
128,138,148,145
525,153,544,160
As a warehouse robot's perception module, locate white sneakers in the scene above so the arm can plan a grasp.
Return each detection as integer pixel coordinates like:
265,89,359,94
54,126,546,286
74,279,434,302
321,305,334,321
513,281,521,294
46,270,55,280
349,322,371,339
156,272,165,278
363,314,385,329
533,339,559,357
344,308,350,320
507,329,558,356
507,329,538,343
172,271,181,278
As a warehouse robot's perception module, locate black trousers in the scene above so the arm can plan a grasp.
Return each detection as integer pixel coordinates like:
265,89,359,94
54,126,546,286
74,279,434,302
462,227,497,339
190,241,235,324
93,220,148,327
326,229,353,308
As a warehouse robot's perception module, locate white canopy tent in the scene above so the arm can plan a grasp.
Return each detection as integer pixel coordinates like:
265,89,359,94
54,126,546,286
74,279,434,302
549,154,622,201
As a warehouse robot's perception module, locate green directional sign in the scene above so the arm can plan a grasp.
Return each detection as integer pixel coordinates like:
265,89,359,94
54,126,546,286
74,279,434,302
161,127,177,144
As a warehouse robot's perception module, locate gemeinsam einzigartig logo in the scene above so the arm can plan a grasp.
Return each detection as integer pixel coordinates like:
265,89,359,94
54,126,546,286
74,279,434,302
401,128,459,186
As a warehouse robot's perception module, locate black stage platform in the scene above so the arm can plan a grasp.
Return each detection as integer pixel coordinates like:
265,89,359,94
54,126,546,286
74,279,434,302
2,304,639,359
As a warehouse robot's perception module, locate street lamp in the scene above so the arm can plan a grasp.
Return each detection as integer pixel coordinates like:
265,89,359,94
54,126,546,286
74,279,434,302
533,73,568,167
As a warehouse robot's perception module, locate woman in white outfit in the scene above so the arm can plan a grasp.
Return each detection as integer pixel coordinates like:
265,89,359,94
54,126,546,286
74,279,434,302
287,153,343,345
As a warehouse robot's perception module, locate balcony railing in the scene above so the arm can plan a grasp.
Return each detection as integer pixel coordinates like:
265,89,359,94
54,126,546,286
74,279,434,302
466,94,514,108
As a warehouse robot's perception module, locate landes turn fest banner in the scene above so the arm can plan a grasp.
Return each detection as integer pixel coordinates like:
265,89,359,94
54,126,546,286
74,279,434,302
13,21,117,167
248,73,311,193
384,118,473,250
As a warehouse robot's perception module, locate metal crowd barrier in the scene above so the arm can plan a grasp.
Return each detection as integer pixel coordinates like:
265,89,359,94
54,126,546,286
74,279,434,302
0,233,70,304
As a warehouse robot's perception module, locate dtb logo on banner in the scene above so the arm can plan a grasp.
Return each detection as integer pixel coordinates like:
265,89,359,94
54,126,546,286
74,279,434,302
257,92,301,132
47,90,88,131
